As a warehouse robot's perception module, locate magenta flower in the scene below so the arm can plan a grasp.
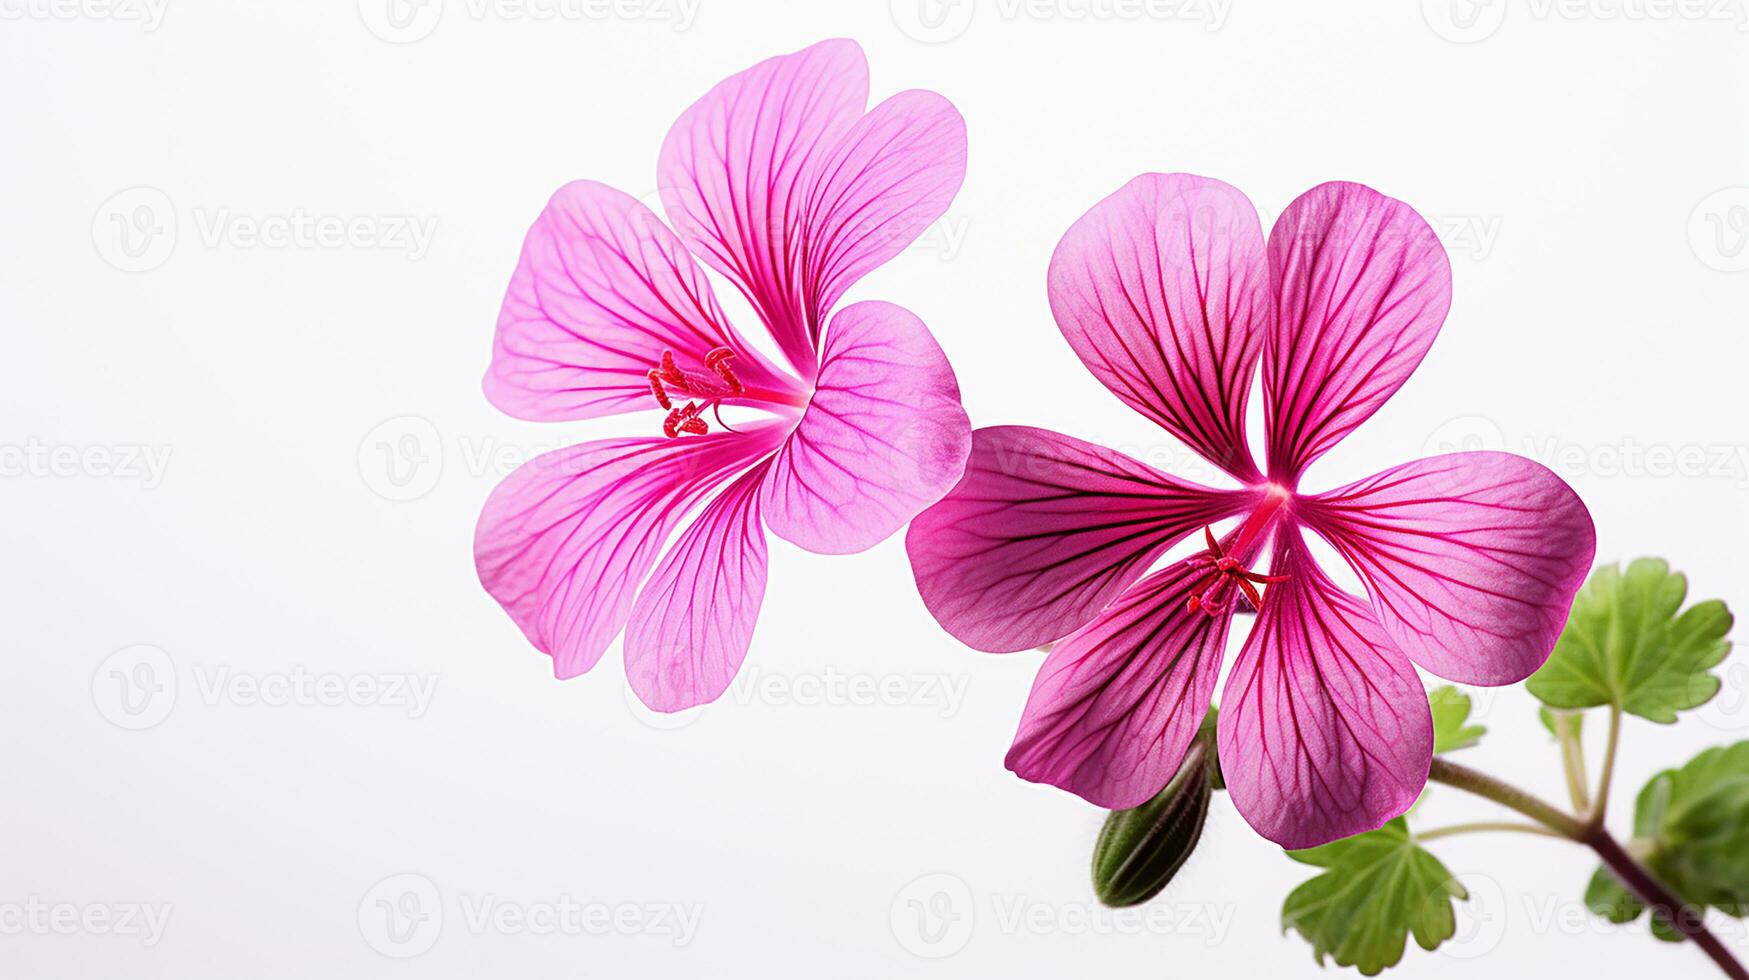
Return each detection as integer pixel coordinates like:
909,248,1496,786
907,174,1596,848
476,40,971,711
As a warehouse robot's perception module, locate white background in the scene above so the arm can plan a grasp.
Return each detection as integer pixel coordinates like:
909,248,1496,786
5,1,1749,977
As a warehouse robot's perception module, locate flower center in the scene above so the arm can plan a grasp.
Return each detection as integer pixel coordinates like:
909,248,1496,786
646,347,747,438
645,347,811,438
1185,485,1293,617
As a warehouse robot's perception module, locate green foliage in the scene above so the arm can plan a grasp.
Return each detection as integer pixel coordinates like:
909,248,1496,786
1527,559,1733,723
1282,819,1468,976
1429,687,1485,754
1585,741,1749,936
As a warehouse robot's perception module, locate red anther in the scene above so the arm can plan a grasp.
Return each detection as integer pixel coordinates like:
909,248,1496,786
705,346,743,394
658,350,682,382
647,369,673,410
1235,578,1264,613
662,401,710,439
1186,524,1289,617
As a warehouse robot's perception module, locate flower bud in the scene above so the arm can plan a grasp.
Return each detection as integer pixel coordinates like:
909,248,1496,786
1091,734,1214,908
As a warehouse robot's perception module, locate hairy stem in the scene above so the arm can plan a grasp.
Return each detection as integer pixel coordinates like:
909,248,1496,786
1426,757,1588,839
1590,706,1623,826
1415,821,1564,842
1586,828,1748,980
1554,711,1591,813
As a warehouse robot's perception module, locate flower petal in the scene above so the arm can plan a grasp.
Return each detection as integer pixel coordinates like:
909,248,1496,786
658,39,869,376
906,425,1247,652
1263,182,1452,481
1218,529,1433,849
801,89,967,321
624,461,771,712
1300,452,1596,686
475,427,784,678
485,180,793,422
1047,173,1272,481
1005,558,1233,809
761,300,970,555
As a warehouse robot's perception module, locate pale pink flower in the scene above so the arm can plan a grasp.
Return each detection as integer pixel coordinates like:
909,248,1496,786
477,40,970,710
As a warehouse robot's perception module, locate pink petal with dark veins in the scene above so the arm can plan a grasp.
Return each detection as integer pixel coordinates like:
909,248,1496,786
1299,452,1595,685
1048,173,1272,481
1218,527,1433,849
1262,182,1451,482
1006,557,1235,809
907,425,1247,652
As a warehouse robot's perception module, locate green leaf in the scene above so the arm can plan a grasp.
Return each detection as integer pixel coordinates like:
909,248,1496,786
1526,559,1733,723
1584,741,1749,934
1429,687,1485,753
1282,819,1468,976
1584,867,1643,924
1537,706,1583,740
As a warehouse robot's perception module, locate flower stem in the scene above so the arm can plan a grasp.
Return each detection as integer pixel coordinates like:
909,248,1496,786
1426,755,1748,979
1585,827,1748,980
1554,710,1591,813
1426,757,1588,839
1415,821,1564,842
1589,706,1623,826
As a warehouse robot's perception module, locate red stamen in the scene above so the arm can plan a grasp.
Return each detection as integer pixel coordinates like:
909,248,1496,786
647,369,673,410
647,347,762,437
705,346,744,394
1185,518,1292,618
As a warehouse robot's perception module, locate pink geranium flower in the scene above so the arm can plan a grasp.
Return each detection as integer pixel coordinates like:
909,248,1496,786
476,40,971,711
907,174,1596,848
